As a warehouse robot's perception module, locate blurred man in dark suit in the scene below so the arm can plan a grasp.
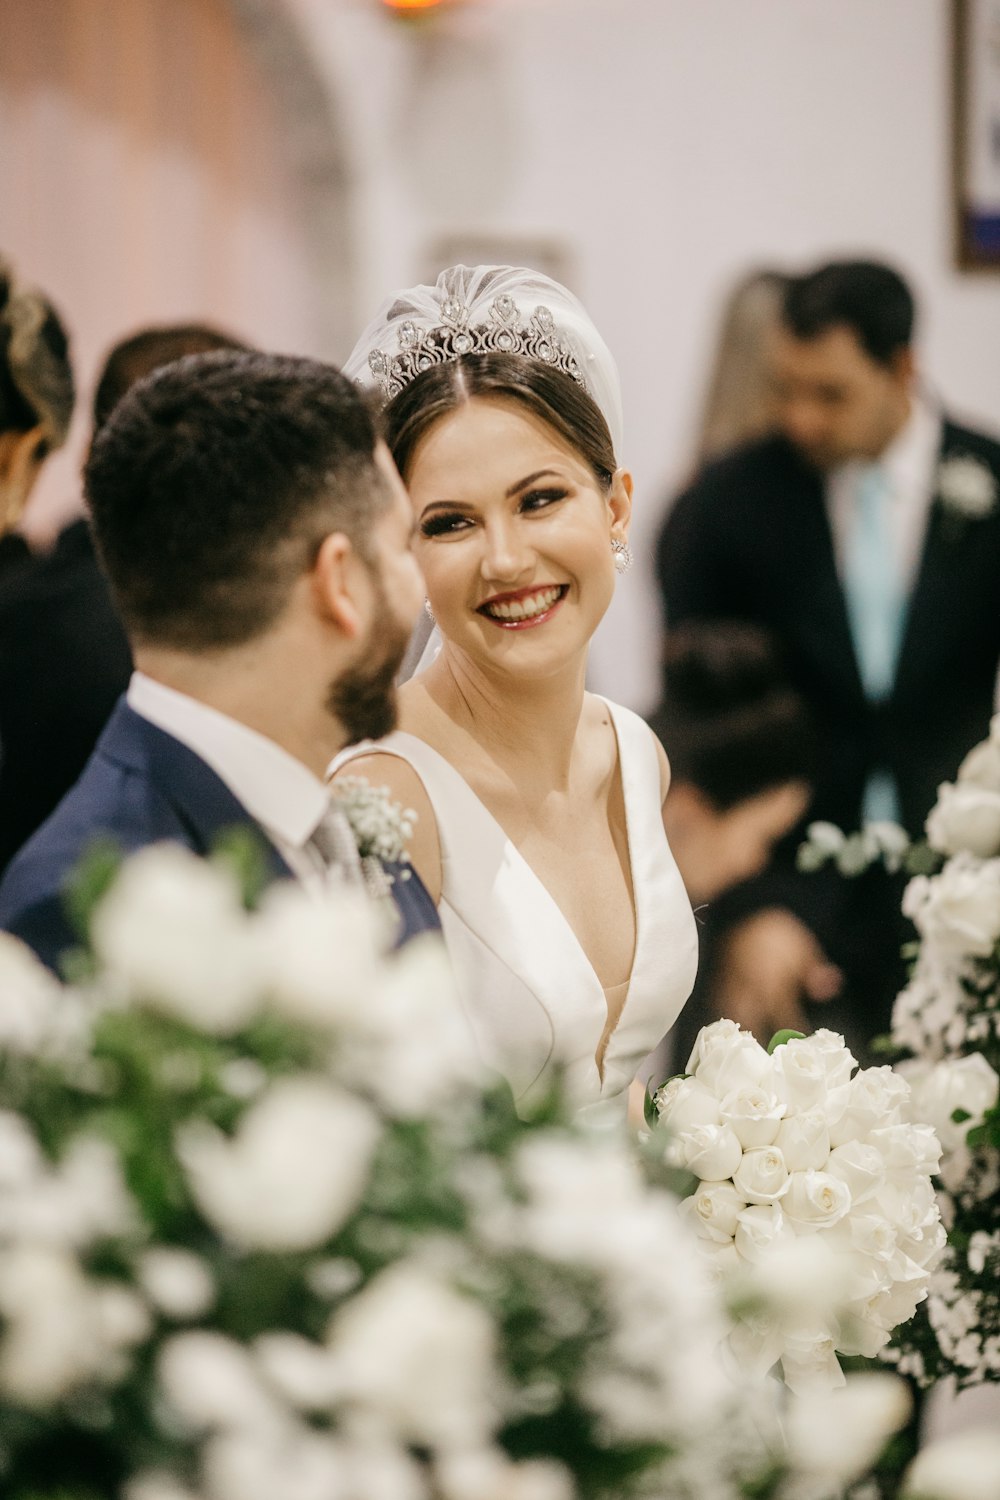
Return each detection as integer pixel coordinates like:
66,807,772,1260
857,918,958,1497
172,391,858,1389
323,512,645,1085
0,352,440,970
657,260,1000,1057
0,323,248,875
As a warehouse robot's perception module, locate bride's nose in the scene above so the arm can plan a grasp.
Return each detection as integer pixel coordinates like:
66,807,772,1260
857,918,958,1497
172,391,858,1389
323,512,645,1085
480,515,533,583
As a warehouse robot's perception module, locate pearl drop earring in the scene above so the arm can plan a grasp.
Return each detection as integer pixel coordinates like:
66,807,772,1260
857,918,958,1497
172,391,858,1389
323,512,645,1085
611,536,633,574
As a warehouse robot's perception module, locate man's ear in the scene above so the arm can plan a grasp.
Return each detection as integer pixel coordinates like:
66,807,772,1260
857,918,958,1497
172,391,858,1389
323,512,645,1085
890,346,917,390
311,531,366,639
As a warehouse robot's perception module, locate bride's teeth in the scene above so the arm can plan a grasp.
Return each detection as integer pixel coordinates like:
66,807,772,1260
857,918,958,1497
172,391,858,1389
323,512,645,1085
485,586,561,621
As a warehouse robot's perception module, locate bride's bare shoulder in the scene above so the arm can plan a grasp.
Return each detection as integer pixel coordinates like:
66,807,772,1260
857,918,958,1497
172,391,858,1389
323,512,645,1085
584,692,671,801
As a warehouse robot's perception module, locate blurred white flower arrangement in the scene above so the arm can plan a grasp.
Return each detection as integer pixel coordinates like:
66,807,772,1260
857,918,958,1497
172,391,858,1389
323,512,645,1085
936,454,998,526
0,841,906,1500
652,1022,944,1392
797,714,1000,1389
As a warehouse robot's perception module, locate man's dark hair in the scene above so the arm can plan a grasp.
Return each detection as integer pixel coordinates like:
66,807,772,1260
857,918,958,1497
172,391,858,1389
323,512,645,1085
85,352,391,651
649,623,815,810
92,322,250,432
782,260,915,367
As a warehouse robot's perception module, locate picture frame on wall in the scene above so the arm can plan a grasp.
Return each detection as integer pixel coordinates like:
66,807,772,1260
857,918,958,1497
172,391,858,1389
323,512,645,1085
953,0,1000,268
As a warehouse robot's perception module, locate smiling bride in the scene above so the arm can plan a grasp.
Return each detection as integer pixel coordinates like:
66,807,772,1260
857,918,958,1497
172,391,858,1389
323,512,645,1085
334,266,697,1113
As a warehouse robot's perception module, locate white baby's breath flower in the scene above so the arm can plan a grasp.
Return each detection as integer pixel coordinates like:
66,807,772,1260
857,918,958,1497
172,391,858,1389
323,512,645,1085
330,777,415,863
91,844,262,1035
179,1078,379,1252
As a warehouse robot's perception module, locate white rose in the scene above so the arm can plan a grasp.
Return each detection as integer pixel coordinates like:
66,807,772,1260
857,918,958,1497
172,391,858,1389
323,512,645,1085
720,1083,786,1148
779,1323,845,1392
680,1123,743,1181
655,1075,721,1132
734,1203,795,1263
828,1066,910,1146
776,1109,831,1170
783,1170,852,1230
772,1037,835,1113
825,1141,886,1205
957,733,1000,792
903,1052,999,1153
903,1430,1000,1500
686,1020,771,1095
138,1249,215,1321
253,1333,340,1411
327,1261,499,1448
903,854,1000,961
179,1078,379,1252
733,1146,789,1205
679,1180,746,1243
927,781,1000,859
868,1122,942,1181
91,844,262,1035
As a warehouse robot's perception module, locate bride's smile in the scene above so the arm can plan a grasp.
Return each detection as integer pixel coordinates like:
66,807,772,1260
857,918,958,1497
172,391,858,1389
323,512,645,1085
476,583,568,627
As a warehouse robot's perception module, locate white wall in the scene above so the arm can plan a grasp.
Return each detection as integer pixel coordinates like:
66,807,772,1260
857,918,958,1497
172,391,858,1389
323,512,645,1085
296,0,1000,707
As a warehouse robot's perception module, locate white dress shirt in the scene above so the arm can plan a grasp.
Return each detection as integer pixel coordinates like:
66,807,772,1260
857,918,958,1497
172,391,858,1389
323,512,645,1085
127,672,330,891
825,393,943,598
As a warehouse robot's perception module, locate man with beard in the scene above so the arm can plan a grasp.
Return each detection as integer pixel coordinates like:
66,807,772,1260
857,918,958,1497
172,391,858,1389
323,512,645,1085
0,352,440,970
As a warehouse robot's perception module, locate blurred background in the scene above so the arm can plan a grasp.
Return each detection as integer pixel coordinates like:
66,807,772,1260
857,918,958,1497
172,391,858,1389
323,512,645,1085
2,0,998,711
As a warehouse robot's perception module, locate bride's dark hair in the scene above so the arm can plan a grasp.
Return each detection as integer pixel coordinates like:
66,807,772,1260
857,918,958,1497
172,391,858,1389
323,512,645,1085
382,352,617,490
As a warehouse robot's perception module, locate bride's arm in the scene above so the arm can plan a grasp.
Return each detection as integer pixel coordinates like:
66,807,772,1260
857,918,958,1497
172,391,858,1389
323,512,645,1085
329,752,443,905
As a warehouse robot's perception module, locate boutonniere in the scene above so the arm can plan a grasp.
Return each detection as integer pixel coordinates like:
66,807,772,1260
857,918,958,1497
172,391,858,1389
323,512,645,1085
330,776,416,896
936,454,998,536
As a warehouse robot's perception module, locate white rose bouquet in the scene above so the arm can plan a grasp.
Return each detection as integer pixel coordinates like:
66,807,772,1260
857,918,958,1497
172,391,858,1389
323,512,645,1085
653,1022,944,1392
1,840,899,1500
796,714,1000,1389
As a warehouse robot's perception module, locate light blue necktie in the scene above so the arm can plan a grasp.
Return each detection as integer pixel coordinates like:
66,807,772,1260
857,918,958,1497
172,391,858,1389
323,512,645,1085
843,465,905,824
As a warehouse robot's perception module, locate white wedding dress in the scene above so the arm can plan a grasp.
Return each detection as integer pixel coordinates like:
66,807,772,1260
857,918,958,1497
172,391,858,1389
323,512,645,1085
337,699,698,1111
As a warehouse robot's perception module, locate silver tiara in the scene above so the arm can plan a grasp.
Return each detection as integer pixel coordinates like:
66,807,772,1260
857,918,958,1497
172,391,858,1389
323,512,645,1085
365,292,586,402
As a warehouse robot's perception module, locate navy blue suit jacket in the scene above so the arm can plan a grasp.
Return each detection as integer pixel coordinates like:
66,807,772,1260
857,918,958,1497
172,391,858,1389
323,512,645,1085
0,700,440,974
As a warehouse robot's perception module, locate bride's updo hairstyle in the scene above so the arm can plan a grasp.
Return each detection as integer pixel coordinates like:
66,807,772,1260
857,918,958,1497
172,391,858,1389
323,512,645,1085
344,264,625,488
383,351,616,491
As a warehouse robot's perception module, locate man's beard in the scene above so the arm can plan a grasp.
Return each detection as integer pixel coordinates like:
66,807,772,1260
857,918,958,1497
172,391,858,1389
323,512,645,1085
327,576,412,746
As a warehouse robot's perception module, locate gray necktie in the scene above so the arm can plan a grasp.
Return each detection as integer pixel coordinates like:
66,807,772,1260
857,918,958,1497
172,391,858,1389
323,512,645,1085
308,804,365,889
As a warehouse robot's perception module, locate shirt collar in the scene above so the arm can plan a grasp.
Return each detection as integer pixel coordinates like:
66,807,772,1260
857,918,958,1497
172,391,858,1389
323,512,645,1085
830,391,943,499
127,672,330,851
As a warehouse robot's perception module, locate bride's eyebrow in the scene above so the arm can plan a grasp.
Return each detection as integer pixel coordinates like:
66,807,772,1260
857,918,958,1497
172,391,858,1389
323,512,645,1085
419,499,475,517
505,468,563,498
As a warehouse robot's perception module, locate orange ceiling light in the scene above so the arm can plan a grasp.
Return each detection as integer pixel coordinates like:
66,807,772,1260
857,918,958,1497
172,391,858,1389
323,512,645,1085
381,0,460,11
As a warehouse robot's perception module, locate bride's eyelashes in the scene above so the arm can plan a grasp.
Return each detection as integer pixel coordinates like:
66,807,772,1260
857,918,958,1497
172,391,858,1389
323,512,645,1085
418,489,569,539
419,510,473,538
518,487,568,513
